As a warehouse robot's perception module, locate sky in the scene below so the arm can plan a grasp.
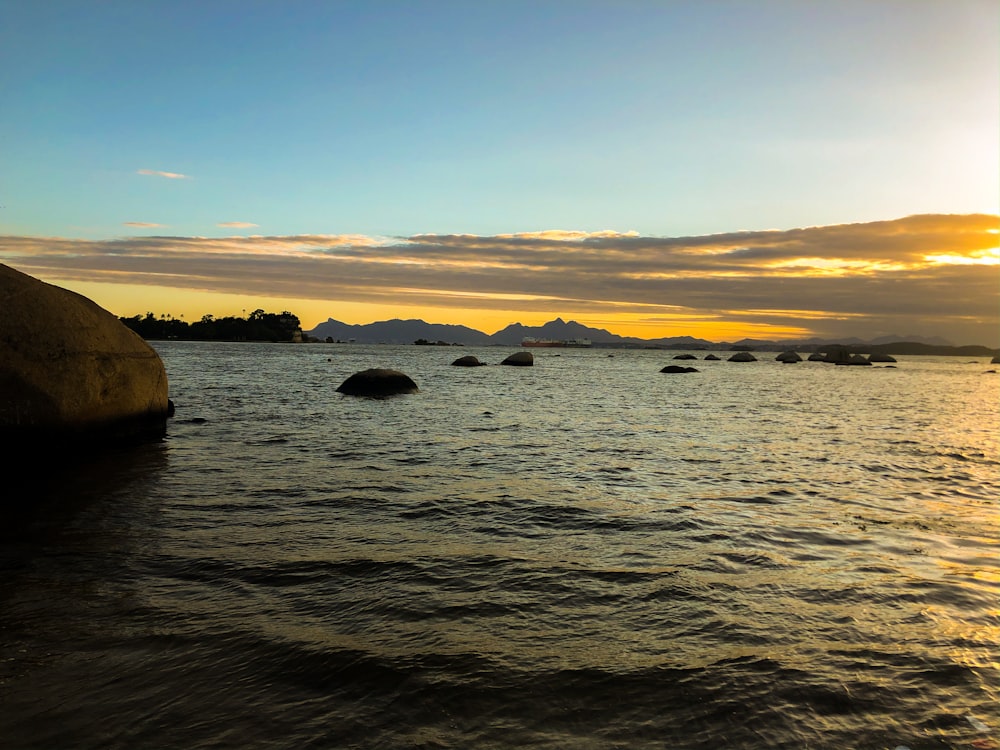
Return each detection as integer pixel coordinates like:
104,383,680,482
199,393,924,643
1,0,998,344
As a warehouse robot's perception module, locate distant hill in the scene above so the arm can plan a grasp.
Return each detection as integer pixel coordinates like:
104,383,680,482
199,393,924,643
305,316,998,355
308,318,490,345
306,316,719,348
487,317,625,345
865,342,997,357
868,334,953,347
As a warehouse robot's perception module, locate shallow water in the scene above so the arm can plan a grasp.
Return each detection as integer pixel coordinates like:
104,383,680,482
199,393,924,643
2,342,998,748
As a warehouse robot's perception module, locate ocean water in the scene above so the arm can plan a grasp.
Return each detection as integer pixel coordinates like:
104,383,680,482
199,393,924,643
1,341,998,749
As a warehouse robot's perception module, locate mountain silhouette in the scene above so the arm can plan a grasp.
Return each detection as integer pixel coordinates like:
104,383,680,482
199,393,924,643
303,316,987,352
487,317,624,345
309,317,490,345
306,316,715,347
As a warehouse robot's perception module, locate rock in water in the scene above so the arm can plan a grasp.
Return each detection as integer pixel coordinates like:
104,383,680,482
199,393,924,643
336,368,419,396
823,347,852,364
728,351,757,362
775,351,802,363
868,352,897,363
660,365,699,373
0,263,171,447
451,355,485,367
501,351,534,366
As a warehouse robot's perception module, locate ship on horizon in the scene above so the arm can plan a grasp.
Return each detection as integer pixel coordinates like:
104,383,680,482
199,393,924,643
521,337,592,348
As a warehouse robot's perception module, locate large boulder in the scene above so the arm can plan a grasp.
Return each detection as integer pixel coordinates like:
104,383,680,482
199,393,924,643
336,368,418,397
0,263,171,447
822,347,852,364
501,351,534,366
728,351,757,362
451,355,485,367
775,351,802,363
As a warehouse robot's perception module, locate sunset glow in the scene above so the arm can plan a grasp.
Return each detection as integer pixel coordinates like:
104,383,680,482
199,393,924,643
0,1,997,345
925,248,1000,266
4,211,993,345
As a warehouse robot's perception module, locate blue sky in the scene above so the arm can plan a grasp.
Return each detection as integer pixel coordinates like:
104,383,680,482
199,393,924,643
1,1,998,342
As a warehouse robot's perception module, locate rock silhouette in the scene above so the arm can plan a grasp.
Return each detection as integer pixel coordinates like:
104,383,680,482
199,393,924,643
337,368,419,397
0,263,171,447
660,365,699,373
728,351,757,362
823,347,852,364
868,353,897,363
451,355,485,367
776,351,802,363
501,352,534,366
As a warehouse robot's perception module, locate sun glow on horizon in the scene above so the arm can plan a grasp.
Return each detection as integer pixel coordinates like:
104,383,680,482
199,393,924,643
925,247,1000,265
42,277,815,341
9,209,997,347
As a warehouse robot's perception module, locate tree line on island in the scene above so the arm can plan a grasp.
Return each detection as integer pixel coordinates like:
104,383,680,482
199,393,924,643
119,310,302,342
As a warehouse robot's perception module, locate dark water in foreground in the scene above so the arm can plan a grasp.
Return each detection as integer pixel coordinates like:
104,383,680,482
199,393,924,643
1,342,998,749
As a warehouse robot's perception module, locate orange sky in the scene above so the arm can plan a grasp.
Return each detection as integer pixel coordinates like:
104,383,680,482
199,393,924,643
4,213,998,344
52,279,817,340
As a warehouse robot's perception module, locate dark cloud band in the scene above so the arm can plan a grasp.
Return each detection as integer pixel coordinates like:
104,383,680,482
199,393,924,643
1,213,997,344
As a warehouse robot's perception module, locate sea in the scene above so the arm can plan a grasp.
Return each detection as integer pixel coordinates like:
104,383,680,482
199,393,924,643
1,341,998,750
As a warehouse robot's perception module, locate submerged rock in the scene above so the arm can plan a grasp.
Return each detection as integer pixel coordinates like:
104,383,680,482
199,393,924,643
501,351,534,367
704,354,721,361
336,368,419,397
840,354,872,366
807,352,826,361
660,365,699,373
728,351,757,362
673,354,698,360
451,355,485,367
0,263,171,448
776,351,802,363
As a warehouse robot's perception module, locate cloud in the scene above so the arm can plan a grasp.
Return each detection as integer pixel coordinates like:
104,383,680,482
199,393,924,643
1,213,997,344
136,169,189,179
122,222,166,228
217,222,259,228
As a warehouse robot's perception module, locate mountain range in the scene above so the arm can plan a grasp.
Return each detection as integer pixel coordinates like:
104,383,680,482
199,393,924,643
306,316,989,353
307,316,711,347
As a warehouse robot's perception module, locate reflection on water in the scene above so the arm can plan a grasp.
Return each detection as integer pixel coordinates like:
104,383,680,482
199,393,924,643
0,343,997,749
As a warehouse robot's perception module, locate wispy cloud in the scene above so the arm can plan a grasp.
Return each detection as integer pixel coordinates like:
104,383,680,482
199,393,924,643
1,214,997,343
136,169,189,179
217,221,258,228
122,221,166,228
